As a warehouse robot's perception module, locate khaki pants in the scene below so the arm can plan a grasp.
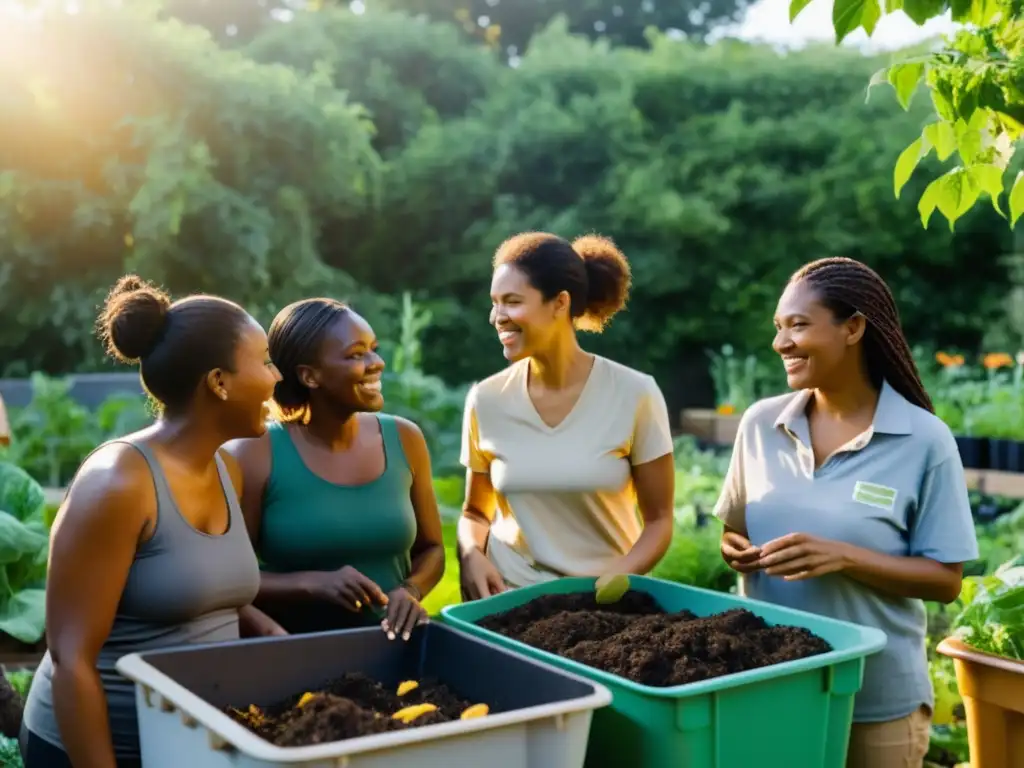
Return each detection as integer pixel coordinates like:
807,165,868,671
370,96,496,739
847,705,932,768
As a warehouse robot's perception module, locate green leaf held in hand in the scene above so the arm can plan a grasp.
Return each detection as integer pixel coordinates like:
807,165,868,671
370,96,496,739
595,574,631,605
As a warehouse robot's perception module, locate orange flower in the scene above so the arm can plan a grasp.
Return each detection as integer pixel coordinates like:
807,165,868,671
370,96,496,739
716,403,736,415
983,352,1014,369
951,354,964,366
935,351,954,366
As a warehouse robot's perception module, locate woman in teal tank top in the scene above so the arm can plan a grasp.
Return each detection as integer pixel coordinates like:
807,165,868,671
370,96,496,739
226,298,445,640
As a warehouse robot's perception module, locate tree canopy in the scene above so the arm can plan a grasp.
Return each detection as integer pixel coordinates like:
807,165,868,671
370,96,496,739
797,0,1024,230
1,2,1015,409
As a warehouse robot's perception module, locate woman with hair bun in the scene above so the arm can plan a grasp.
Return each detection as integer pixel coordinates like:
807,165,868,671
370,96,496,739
458,232,676,599
20,276,283,768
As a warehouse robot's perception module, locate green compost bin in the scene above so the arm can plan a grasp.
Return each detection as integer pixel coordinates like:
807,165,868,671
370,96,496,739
441,575,887,768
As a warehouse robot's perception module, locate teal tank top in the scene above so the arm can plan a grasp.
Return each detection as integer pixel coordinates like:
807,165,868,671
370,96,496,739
258,415,416,632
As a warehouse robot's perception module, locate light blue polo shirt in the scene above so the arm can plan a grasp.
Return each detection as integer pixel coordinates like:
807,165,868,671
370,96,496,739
713,380,979,722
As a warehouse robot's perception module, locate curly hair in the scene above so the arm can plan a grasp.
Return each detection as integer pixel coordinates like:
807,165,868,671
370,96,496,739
494,232,632,332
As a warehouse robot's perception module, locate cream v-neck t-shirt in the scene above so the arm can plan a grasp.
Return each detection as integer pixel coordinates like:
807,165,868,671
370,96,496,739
460,355,674,588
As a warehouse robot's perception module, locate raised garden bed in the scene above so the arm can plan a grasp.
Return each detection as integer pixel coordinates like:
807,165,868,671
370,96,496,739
115,623,610,768
443,576,887,768
476,590,832,687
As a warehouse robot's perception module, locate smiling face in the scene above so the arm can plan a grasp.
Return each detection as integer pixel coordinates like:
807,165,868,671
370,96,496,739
214,317,282,437
489,263,570,362
299,311,385,412
772,279,866,390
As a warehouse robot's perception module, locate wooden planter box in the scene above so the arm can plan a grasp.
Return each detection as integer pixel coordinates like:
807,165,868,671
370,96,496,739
937,637,1024,768
678,409,741,446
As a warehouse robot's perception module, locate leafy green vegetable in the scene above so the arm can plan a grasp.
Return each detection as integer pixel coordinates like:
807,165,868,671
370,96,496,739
0,733,22,768
0,462,49,643
952,556,1024,661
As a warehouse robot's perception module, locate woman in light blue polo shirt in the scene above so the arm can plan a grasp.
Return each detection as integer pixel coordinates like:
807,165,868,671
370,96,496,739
714,257,978,768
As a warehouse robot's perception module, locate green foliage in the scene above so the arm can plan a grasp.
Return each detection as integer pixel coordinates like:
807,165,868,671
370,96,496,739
376,1,753,55
656,437,737,593
378,293,468,474
0,462,50,643
921,351,1024,438
652,507,736,594
0,0,378,375
802,0,1024,230
0,374,153,487
244,8,500,156
0,735,21,768
951,556,1024,659
706,345,784,411
3,4,1018,406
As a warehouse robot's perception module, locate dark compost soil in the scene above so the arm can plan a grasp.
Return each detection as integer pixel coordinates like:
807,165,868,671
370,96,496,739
225,672,487,747
477,591,834,687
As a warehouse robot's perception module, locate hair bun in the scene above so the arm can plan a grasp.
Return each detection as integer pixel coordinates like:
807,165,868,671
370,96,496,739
97,275,172,364
572,234,632,332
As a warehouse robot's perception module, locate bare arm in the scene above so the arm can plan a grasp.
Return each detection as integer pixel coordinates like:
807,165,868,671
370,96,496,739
224,435,321,603
396,418,445,599
837,545,964,603
757,533,965,603
48,445,150,768
457,469,507,599
457,469,495,560
609,453,675,575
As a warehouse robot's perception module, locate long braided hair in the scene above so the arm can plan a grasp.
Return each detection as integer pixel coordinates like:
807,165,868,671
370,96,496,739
791,257,934,413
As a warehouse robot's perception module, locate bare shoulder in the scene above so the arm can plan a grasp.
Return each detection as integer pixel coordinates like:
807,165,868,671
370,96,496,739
390,414,431,473
55,441,154,534
223,431,272,466
392,414,426,442
222,431,273,484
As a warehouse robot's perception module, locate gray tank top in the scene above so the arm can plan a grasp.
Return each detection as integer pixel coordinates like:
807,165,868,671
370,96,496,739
23,439,261,759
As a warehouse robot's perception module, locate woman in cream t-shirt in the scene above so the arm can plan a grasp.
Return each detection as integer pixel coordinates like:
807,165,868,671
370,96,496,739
458,232,676,597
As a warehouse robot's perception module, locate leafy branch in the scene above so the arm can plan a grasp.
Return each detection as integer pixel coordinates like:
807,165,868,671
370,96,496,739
797,0,1024,229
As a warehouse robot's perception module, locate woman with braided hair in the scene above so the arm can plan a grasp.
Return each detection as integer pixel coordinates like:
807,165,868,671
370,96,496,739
713,257,978,768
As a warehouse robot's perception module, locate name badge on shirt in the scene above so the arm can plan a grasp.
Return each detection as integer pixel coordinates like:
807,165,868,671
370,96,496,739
852,481,898,511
